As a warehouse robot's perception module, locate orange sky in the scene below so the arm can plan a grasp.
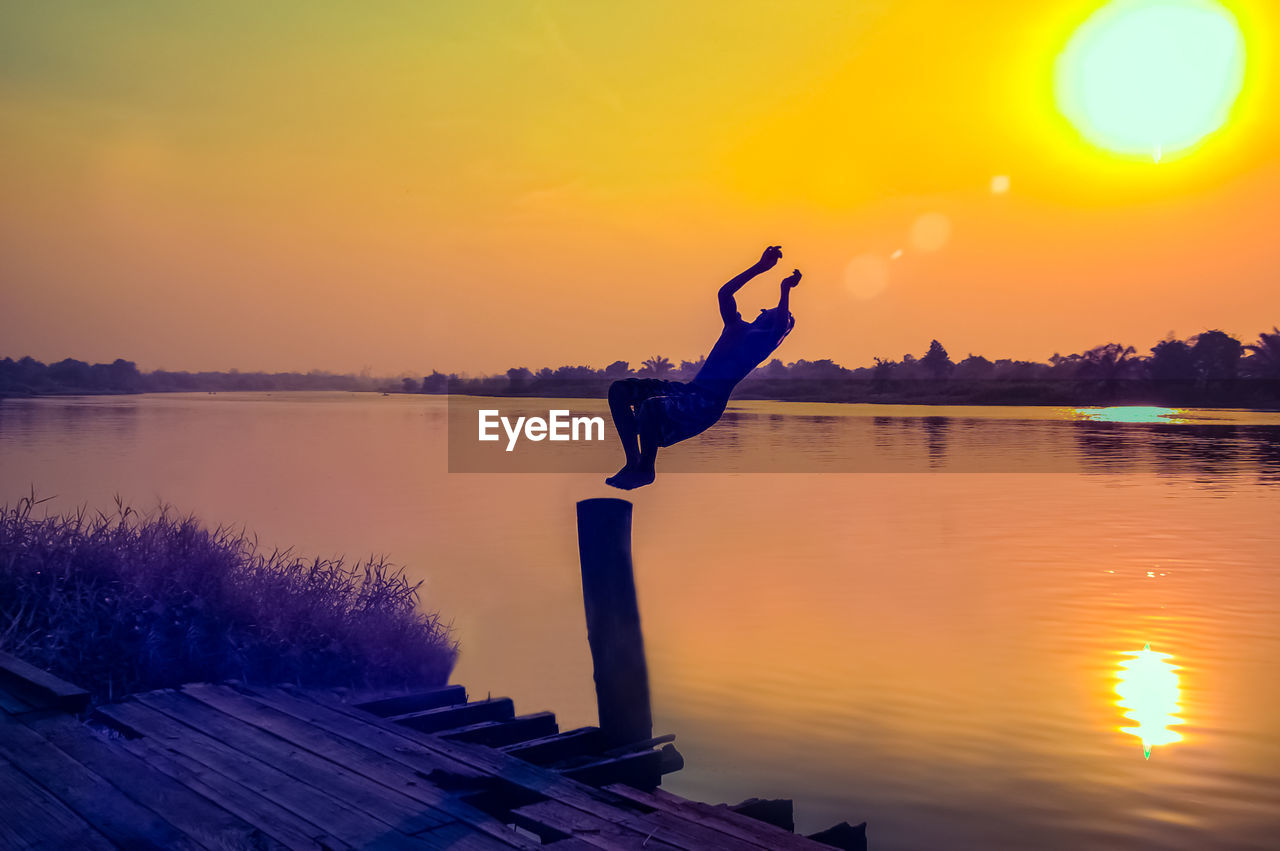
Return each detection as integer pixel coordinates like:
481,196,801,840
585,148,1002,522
1,0,1277,375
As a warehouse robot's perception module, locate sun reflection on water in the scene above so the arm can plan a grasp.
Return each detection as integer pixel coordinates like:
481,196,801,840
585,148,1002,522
1073,406,1189,424
1116,643,1184,759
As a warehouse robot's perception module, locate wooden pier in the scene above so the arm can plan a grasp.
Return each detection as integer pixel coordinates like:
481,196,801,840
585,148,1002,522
0,651,865,849
0,498,866,848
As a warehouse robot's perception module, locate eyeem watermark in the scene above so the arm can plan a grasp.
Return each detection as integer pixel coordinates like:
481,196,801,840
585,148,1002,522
478,408,606,452
449,392,1280,474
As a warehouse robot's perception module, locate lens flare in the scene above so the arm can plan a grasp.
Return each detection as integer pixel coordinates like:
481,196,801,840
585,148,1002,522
843,254,891,299
909,212,952,253
1116,643,1184,759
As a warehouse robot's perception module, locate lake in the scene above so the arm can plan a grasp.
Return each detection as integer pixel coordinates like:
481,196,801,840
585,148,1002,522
2,391,1279,850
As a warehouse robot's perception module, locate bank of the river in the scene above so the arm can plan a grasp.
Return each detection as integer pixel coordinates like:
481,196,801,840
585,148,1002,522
0,495,456,705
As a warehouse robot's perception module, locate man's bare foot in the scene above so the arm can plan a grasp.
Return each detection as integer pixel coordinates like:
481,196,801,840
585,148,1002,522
605,465,634,488
605,468,656,490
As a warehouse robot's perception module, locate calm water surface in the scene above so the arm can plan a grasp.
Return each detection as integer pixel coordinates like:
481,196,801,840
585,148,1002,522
3,392,1280,850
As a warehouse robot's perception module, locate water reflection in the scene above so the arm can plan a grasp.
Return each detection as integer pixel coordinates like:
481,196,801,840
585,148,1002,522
1115,643,1183,759
1074,406,1190,424
8,393,1280,848
1068,420,1280,488
920,416,950,468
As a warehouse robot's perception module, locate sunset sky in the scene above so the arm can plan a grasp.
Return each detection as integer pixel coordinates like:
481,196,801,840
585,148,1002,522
2,0,1277,376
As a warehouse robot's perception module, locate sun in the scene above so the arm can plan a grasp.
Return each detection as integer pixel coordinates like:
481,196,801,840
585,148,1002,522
1055,0,1246,160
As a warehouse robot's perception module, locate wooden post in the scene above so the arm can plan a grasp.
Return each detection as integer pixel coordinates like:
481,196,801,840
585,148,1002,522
576,497,653,748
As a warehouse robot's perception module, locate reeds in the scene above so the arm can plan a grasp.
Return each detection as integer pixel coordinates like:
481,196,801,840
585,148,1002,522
0,494,457,704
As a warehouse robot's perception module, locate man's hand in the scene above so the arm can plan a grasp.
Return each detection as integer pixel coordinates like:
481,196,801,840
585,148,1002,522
781,269,802,289
756,245,783,271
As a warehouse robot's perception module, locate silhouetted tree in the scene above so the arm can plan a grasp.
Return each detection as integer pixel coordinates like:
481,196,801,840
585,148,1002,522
677,357,706,377
401,377,419,393
422,371,448,393
49,358,92,388
1080,343,1137,380
551,365,595,380
1245,327,1280,379
1050,344,1134,382
16,356,46,386
920,340,954,379
639,356,673,377
1192,330,1243,381
871,357,895,390
991,359,1044,380
603,360,631,378
763,358,787,377
107,359,142,391
506,367,533,390
1148,338,1196,381
955,354,993,379
790,359,847,379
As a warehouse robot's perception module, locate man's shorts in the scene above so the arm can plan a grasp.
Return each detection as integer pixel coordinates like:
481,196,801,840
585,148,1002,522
612,378,727,447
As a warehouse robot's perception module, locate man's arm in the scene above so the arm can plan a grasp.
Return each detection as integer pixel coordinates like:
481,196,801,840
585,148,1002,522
774,269,801,332
719,245,782,324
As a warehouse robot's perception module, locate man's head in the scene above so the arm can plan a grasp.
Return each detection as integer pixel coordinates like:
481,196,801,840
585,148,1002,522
752,307,795,342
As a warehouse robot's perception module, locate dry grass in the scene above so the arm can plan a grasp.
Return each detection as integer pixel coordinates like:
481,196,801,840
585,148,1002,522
0,494,456,704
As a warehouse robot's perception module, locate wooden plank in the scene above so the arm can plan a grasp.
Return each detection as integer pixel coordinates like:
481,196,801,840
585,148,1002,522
96,697,433,850
517,796,772,851
409,821,537,851
179,684,539,850
500,727,605,766
439,713,558,747
560,750,662,790
278,688,750,851
132,690,453,838
279,687,635,807
388,698,515,734
601,734,676,758
109,728,344,850
354,686,468,717
626,809,774,851
218,684,491,780
806,821,868,851
603,785,828,851
0,651,90,712
24,711,286,851
0,756,116,850
0,712,203,850
234,686,808,851
535,841,600,851
510,800,682,851
0,686,35,715
729,798,794,832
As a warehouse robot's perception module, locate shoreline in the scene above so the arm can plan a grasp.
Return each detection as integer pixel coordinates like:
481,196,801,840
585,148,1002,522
7,385,1280,414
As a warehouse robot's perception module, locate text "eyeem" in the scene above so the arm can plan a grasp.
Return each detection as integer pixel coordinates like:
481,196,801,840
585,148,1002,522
478,409,606,452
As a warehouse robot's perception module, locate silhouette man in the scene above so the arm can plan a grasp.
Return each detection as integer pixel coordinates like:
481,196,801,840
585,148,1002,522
606,246,800,489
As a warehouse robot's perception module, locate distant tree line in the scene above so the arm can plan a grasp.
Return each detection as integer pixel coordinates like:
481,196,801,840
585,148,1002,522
421,327,1280,408
4,326,1279,407
0,357,393,397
